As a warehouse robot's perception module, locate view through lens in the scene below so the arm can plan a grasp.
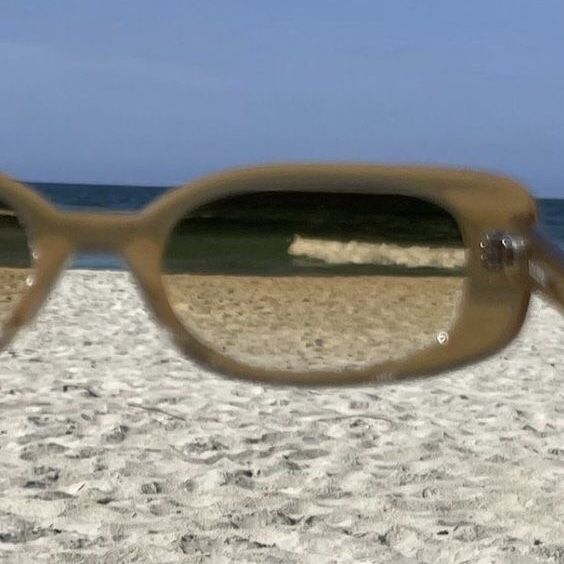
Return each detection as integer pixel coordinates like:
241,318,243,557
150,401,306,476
162,191,467,371
0,200,33,325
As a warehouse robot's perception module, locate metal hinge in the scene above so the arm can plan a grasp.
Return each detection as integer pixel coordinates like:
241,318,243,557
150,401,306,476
480,231,527,270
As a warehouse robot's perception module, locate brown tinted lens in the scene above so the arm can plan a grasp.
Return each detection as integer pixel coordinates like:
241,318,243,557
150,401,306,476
0,200,33,325
162,191,468,371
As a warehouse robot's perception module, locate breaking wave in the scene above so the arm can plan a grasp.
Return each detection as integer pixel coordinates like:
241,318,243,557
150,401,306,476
288,235,466,269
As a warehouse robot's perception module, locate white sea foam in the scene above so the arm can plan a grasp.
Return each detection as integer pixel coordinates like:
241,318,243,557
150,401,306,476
288,235,467,269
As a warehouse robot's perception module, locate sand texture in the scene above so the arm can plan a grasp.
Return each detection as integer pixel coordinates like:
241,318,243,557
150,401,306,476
163,274,465,370
0,270,562,563
0,269,31,324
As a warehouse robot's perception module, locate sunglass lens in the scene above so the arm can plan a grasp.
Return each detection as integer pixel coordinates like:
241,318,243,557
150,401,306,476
162,191,467,372
0,200,33,327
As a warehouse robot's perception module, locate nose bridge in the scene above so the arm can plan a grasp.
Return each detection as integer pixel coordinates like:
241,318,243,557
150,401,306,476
60,211,141,252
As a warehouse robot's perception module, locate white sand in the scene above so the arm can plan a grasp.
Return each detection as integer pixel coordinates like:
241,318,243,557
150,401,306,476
0,270,562,563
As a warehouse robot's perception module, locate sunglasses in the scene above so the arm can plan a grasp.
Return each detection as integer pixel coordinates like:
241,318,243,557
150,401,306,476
0,164,562,385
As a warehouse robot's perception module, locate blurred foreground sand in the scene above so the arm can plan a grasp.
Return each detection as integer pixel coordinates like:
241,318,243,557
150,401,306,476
0,271,562,563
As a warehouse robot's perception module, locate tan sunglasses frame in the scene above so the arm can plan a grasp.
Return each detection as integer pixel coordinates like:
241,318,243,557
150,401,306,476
0,164,562,386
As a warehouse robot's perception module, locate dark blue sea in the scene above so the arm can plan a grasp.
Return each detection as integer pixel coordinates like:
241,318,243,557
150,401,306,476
28,182,564,270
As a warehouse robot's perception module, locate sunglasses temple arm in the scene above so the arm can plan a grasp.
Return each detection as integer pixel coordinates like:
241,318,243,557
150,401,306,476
526,227,564,311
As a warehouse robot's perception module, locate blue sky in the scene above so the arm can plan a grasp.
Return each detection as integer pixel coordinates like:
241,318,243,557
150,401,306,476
1,1,563,197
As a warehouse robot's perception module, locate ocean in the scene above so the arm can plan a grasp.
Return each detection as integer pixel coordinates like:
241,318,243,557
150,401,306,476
27,182,564,270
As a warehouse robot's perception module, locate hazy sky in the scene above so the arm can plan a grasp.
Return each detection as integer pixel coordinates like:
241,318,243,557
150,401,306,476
1,2,563,196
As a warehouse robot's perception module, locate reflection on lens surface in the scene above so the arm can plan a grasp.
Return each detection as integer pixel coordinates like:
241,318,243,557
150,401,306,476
162,192,467,371
0,201,33,325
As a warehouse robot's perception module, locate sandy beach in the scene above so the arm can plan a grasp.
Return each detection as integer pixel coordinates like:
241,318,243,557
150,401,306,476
0,269,31,325
0,270,562,563
163,274,465,371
